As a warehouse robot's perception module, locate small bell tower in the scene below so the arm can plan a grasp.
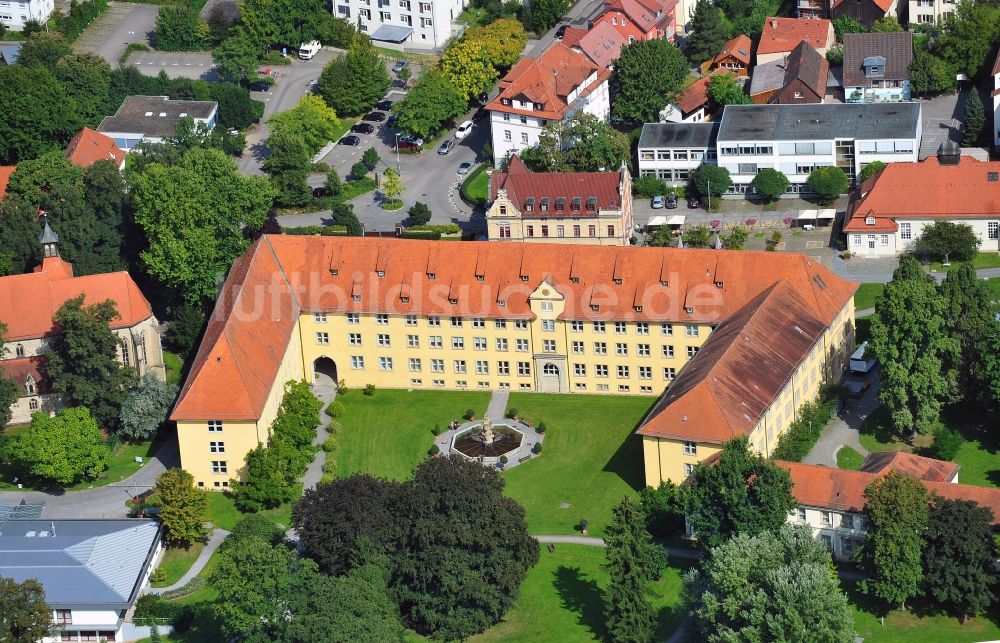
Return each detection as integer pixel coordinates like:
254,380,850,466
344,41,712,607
40,219,60,258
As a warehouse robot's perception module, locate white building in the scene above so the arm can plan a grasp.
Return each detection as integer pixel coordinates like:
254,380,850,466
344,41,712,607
907,0,956,26
715,102,922,195
992,49,1000,148
0,0,53,30
97,96,217,152
0,519,162,642
486,42,612,166
637,122,718,186
334,0,466,49
844,144,1000,257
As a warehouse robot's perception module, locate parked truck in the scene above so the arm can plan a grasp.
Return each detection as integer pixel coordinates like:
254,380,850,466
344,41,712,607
849,341,877,374
299,41,321,60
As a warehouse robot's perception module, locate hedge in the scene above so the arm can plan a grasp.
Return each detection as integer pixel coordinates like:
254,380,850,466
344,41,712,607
282,225,349,236
771,397,837,461
406,223,461,234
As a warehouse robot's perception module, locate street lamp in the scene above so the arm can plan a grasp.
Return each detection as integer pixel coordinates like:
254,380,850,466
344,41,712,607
394,133,401,175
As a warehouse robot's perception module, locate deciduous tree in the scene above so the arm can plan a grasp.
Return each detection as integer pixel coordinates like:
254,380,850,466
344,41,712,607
690,163,731,200
0,65,82,164
0,323,21,427
683,437,796,548
0,577,52,643
212,31,261,83
909,49,955,96
54,53,112,127
46,295,136,428
17,32,72,68
3,407,112,485
923,498,997,620
520,112,630,172
154,5,210,51
407,201,432,225
153,468,210,547
331,203,363,235
612,38,689,126
858,160,885,183
118,372,178,441
872,16,902,31
317,36,390,116
751,168,789,201
263,129,312,208
391,69,466,139
682,225,713,248
381,167,402,201
806,166,849,204
916,220,979,264
708,72,750,105
269,95,341,155
861,471,929,609
940,264,1000,409
603,496,659,643
933,2,1000,79
521,0,569,34
0,197,41,274
684,524,855,642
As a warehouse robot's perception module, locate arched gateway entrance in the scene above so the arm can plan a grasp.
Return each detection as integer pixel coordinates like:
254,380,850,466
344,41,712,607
313,357,338,386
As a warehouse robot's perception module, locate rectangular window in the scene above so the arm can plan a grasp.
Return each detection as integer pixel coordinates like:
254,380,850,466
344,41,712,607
589,225,596,237
607,225,615,237
596,364,608,377
663,367,676,380
428,316,441,327
313,312,327,323
686,346,699,358
574,363,587,376
636,322,649,335
504,130,512,142
594,342,607,355
517,362,531,376
900,222,912,240
662,345,675,358
209,441,225,453
375,333,389,347
614,322,627,334
498,224,511,238
821,511,831,525
515,320,529,330
472,318,486,328
55,610,72,625
685,325,698,337
211,460,228,475
474,337,487,350
409,358,422,372
476,360,489,374
348,333,362,346
453,360,467,374
572,341,584,354
495,319,507,329
405,314,417,326
639,366,652,380
540,301,553,312
593,321,606,333
347,313,360,324
988,221,998,240
452,337,465,349
516,338,529,352
617,365,630,379
208,420,223,432
379,357,393,371
316,332,330,345
637,343,650,357
431,359,444,372
407,334,419,348
376,314,389,325
498,361,510,375
571,320,584,332
451,317,463,327
684,463,694,476
429,335,442,348
496,338,508,351
543,339,557,352
683,441,696,455
521,132,529,144
541,319,555,332
615,343,628,356
351,356,365,369
661,323,673,336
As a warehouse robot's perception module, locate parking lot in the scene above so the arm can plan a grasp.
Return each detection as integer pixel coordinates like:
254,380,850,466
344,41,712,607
125,51,220,80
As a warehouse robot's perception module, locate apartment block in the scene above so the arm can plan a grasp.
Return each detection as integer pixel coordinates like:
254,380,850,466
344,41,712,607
0,0,53,30
637,122,719,186
334,0,466,48
907,0,955,25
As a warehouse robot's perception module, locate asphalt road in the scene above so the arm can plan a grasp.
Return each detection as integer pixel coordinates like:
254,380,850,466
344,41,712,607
73,2,159,65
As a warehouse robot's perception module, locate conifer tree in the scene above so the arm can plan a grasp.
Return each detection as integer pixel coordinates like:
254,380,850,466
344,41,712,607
603,496,659,643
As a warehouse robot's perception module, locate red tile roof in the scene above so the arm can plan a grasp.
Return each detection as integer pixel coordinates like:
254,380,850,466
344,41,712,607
713,34,752,67
780,461,1000,524
674,71,719,115
173,237,856,422
64,128,126,169
576,21,627,68
0,356,49,395
636,281,835,442
489,155,626,216
830,0,893,12
0,166,14,201
0,257,153,342
486,43,607,120
561,26,588,48
605,0,675,34
844,156,1000,233
859,451,959,482
757,17,833,56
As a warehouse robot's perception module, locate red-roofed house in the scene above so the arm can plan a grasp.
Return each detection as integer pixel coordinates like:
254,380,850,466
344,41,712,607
756,17,834,66
844,148,1000,257
593,0,677,44
831,0,898,28
560,26,589,48
65,127,126,170
0,165,14,201
485,155,633,245
572,21,627,69
710,34,751,77
659,71,720,123
776,454,1000,561
487,43,612,165
0,223,164,425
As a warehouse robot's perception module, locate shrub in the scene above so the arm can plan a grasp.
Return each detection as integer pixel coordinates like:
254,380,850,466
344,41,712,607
429,444,440,456
326,400,346,418
364,384,376,396
172,606,195,633
536,422,547,434
312,162,331,173
499,455,508,465
322,435,338,453
638,480,684,536
134,594,173,625
633,174,668,198
337,379,347,392
531,442,542,454
160,575,205,600
150,567,167,583
930,426,964,461
432,423,442,436
772,398,837,461
464,408,475,420
505,407,518,418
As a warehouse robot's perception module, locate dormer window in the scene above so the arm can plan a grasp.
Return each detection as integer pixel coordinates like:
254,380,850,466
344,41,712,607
502,98,510,105
865,216,875,226
863,56,886,78
685,306,694,314
591,305,599,311
571,276,580,283
634,306,643,312
498,300,506,306
377,271,385,278
613,278,622,285
449,298,458,305
660,280,668,287
428,272,436,280
352,295,361,302
476,275,484,282
15,344,24,357
499,205,507,215
520,275,529,282
524,197,534,212
401,296,410,303
716,282,724,288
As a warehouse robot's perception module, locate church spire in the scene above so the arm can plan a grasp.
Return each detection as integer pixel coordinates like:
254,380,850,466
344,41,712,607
39,220,59,258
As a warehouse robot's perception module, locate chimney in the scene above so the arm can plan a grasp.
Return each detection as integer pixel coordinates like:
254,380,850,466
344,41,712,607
936,140,960,166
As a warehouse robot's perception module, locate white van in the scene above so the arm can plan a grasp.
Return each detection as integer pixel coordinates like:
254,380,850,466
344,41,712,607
299,41,321,60
849,341,877,374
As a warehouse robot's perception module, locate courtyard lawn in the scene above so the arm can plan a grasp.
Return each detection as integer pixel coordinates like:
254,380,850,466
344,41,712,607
854,283,884,311
986,277,1000,300
336,389,491,481
848,581,1000,642
153,542,205,587
460,164,489,207
203,492,293,531
502,393,657,536
471,546,693,643
164,351,184,386
928,252,1000,272
837,446,865,470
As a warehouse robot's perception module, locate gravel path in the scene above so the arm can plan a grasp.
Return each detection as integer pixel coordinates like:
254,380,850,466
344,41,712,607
149,528,230,595
804,372,881,468
300,384,337,493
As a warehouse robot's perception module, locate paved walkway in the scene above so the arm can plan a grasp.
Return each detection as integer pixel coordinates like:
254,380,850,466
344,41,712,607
0,437,179,519
485,389,510,422
803,373,881,468
149,528,230,595
300,384,337,492
534,535,701,560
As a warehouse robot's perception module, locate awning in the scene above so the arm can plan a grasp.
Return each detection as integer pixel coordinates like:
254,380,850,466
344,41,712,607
818,209,836,220
797,209,818,220
370,24,413,43
666,214,686,226
647,216,668,227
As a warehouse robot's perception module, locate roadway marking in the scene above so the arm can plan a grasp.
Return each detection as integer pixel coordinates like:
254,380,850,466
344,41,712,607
806,241,823,249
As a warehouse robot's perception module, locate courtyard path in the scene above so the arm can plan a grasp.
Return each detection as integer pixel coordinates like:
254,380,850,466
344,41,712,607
485,389,509,422
803,371,881,468
148,528,230,595
299,384,337,492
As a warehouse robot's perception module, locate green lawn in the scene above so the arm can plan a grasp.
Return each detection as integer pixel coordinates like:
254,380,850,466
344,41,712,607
336,389,491,481
928,252,1000,272
986,277,1000,300
460,164,489,207
471,546,693,643
847,580,1000,642
153,542,205,587
204,492,293,531
164,350,184,386
837,446,865,470
854,283,884,312
502,393,656,536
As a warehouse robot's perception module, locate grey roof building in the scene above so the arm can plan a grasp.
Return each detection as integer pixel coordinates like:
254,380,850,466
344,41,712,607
97,96,218,151
0,43,21,65
843,32,913,89
718,102,922,141
638,122,720,149
0,519,161,611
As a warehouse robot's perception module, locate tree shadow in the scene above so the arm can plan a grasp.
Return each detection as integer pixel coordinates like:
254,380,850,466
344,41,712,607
553,565,606,641
602,397,662,493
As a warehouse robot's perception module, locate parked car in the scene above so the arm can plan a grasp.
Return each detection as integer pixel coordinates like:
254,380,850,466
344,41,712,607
312,186,329,198
392,60,408,73
455,120,474,139
352,122,376,135
299,40,321,60
666,194,678,209
399,134,423,146
247,80,271,92
651,195,665,209
438,140,455,155
397,138,422,151
555,24,568,40
457,161,474,175
339,135,361,146
363,111,387,122
376,99,394,111
687,196,701,209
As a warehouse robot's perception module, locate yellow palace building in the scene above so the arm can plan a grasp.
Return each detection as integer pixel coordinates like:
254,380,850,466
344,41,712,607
171,236,856,489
